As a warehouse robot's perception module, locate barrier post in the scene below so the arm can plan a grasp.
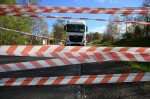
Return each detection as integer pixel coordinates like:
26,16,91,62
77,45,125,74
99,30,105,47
76,64,82,99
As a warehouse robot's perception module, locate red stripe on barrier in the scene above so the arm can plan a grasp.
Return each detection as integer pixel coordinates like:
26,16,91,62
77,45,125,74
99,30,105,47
36,46,50,53
102,47,115,52
93,52,106,61
75,58,87,63
35,52,44,57
118,47,131,53
30,61,42,68
14,63,27,70
36,77,50,85
123,53,137,61
53,46,66,52
109,53,122,60
0,73,149,86
135,48,148,53
52,76,65,85
6,45,18,55
133,73,145,82
106,8,120,14
59,58,72,65
20,78,34,86
1,64,13,71
100,74,114,83
138,7,149,14
4,78,17,86
1,5,150,15
68,76,80,84
70,46,82,52
64,52,76,58
86,47,98,52
84,75,98,84
50,52,60,58
122,8,135,14
78,52,91,59
117,74,129,82
44,59,57,66
21,46,34,56
140,54,150,61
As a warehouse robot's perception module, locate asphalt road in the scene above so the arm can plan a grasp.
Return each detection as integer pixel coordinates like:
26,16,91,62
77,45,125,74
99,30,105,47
0,56,150,99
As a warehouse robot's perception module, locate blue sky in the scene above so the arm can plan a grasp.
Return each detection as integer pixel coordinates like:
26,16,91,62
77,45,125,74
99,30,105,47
36,0,143,34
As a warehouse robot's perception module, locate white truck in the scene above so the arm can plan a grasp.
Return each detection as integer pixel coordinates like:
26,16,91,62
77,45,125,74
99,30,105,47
64,20,88,46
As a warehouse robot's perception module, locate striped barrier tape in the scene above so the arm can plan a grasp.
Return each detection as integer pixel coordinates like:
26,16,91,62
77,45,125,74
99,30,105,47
0,12,150,25
0,27,48,38
0,72,149,86
0,45,150,53
0,5,150,14
0,57,108,72
1,51,149,62
0,52,149,73
0,46,149,73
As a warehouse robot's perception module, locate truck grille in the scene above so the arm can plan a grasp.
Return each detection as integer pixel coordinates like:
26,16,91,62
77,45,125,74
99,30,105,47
69,36,83,42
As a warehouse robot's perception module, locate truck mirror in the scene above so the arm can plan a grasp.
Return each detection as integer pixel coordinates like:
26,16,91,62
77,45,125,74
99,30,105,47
86,26,88,32
64,25,67,31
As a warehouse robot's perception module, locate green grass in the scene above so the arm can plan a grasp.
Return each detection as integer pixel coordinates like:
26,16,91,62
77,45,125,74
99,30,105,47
124,62,150,72
87,37,150,72
87,37,150,47
87,42,114,47
113,38,150,47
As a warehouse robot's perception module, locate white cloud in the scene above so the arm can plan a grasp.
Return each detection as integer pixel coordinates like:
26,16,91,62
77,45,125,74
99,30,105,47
94,0,118,4
114,0,118,3
95,0,105,3
89,26,106,33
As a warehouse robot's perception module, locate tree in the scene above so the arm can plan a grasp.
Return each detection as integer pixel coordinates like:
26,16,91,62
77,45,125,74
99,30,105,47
93,32,103,41
121,14,133,33
51,19,66,42
18,0,42,5
142,0,150,37
0,0,32,45
86,33,94,42
18,0,49,44
103,15,122,42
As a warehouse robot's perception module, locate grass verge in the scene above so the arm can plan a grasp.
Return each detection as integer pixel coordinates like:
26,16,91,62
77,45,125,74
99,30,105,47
87,37,150,72
122,62,150,72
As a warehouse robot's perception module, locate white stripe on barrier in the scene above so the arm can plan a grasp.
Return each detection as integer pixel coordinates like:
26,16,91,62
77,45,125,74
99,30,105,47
0,45,150,53
0,5,150,14
1,73,149,86
0,52,150,73
1,12,150,25
124,73,137,82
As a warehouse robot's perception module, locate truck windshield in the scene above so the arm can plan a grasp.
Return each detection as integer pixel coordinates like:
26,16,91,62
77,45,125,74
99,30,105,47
67,24,85,33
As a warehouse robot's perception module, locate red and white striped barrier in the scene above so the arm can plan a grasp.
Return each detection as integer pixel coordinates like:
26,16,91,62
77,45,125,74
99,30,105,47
0,12,150,25
0,5,150,14
0,52,149,73
0,27,48,38
0,46,149,73
0,72,149,86
1,51,149,62
0,57,109,72
0,45,150,53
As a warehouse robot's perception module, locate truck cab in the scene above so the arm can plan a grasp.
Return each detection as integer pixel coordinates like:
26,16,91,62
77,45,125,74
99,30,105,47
64,20,88,46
